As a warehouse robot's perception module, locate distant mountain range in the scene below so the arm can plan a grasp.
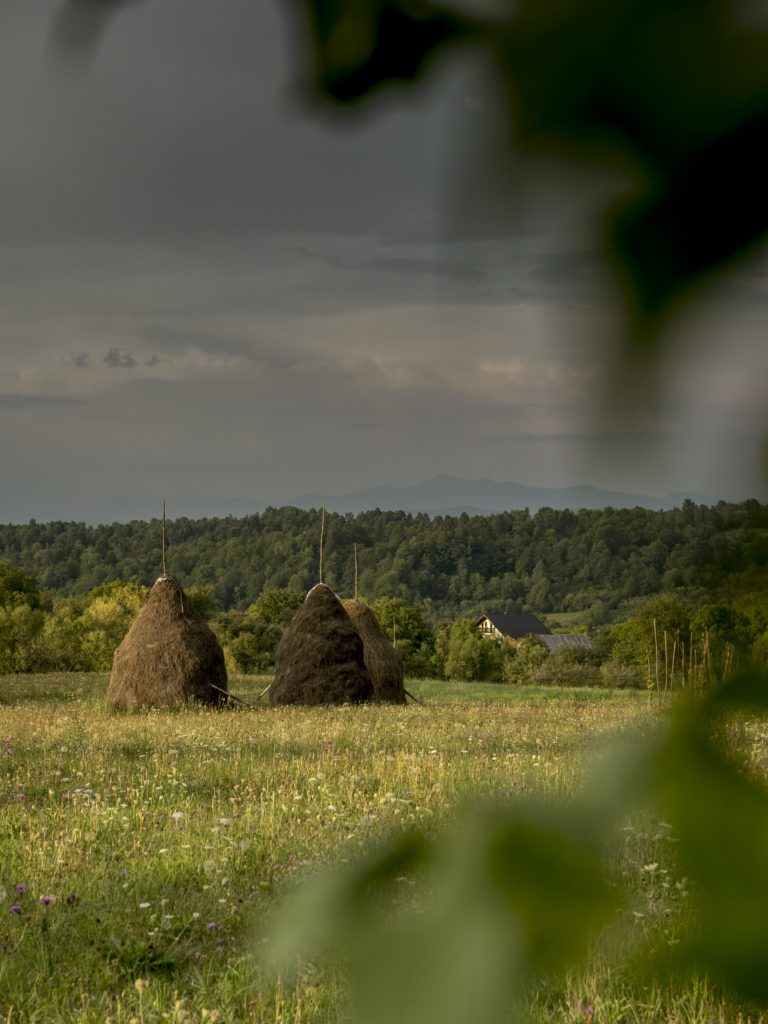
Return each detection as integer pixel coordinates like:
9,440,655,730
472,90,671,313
0,476,718,526
290,475,712,516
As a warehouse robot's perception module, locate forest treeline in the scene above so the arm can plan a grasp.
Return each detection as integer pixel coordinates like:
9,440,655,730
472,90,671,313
1,500,767,621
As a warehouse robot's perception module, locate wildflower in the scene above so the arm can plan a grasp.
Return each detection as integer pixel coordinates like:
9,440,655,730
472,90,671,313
134,978,150,994
66,893,79,904
171,811,184,820
39,896,54,906
138,902,151,909
15,883,26,896
206,922,217,930
9,905,22,914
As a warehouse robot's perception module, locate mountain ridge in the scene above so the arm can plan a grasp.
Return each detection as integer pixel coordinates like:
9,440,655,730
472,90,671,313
290,474,713,515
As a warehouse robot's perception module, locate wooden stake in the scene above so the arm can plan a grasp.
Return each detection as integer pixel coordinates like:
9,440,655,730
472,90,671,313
653,618,660,694
354,542,359,600
319,506,325,584
209,683,257,708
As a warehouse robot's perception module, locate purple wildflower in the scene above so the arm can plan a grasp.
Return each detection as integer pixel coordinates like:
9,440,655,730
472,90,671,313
40,896,53,906
206,922,217,930
9,905,21,914
66,893,79,904
15,883,26,896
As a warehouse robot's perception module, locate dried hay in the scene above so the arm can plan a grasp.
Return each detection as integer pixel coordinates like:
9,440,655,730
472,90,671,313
106,574,227,710
270,583,373,706
343,600,405,704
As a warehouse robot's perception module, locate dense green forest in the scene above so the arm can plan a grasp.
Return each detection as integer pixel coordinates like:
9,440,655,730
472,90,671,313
1,500,767,621
3,502,768,682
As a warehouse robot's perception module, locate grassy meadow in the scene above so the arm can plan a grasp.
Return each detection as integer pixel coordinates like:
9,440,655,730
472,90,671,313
0,675,760,1023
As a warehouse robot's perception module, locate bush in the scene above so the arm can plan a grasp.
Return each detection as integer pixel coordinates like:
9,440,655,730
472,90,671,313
599,663,648,689
501,636,548,684
438,620,503,681
530,661,601,688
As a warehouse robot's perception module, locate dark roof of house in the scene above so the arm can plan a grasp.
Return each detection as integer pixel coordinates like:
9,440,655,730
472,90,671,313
538,634,595,652
476,612,551,637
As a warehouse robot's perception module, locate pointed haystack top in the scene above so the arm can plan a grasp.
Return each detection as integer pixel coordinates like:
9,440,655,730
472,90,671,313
106,574,227,710
269,583,373,706
343,600,406,704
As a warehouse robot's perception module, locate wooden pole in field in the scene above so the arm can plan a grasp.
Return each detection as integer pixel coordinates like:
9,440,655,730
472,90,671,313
354,542,359,600
653,618,660,694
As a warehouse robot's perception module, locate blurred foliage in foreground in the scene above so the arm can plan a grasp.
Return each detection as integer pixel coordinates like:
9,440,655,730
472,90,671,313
48,0,768,335
270,672,768,1024
292,0,768,336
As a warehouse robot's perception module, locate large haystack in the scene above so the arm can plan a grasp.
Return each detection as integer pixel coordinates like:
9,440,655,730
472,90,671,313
270,583,373,706
106,575,227,710
343,600,406,704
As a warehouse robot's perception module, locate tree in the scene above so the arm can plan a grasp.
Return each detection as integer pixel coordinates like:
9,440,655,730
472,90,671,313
248,587,304,626
0,561,45,611
440,619,503,682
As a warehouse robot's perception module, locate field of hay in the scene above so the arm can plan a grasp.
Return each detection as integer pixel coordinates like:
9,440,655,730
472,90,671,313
0,675,748,1023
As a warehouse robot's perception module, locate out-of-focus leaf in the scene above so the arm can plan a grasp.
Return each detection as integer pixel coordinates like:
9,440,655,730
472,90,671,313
654,706,768,1001
298,0,475,102
709,666,768,712
615,106,768,320
268,829,431,966
271,803,615,1024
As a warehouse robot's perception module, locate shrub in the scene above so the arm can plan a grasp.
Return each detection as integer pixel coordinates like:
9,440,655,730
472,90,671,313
501,636,548,684
530,661,601,688
599,663,647,689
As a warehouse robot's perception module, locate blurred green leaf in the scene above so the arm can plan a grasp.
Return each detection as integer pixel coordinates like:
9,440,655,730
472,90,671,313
653,691,768,1001
268,829,431,966
298,0,473,102
271,803,615,1024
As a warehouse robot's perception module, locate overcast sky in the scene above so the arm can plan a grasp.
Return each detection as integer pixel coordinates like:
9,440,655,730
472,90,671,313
1,0,767,523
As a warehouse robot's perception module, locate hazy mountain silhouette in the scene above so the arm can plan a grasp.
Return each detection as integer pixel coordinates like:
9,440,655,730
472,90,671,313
291,475,711,515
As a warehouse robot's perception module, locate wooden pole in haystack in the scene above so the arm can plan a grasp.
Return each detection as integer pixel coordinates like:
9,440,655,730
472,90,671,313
162,498,167,575
354,542,359,600
319,506,325,584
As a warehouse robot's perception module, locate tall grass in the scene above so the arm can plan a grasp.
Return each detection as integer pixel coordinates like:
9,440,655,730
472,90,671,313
0,674,758,1022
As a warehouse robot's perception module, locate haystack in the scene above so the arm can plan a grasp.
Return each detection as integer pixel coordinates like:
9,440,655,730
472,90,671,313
270,583,373,705
343,600,406,704
106,574,227,710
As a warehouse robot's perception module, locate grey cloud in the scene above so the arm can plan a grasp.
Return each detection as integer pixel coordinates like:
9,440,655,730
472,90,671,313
530,251,607,285
0,393,84,408
361,256,487,283
69,352,89,367
104,348,137,368
297,245,488,283
480,431,693,445
144,354,160,367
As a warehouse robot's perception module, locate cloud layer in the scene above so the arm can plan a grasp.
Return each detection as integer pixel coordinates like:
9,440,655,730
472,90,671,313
0,1,766,522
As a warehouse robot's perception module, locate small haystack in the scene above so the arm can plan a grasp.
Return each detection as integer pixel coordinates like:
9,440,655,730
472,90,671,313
343,600,406,704
270,583,373,706
106,574,227,710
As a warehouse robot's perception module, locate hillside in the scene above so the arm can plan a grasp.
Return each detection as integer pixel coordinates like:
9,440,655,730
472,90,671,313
2,500,767,620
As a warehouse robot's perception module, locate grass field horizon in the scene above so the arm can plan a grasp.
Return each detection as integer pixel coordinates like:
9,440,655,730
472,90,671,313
0,674,757,1022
